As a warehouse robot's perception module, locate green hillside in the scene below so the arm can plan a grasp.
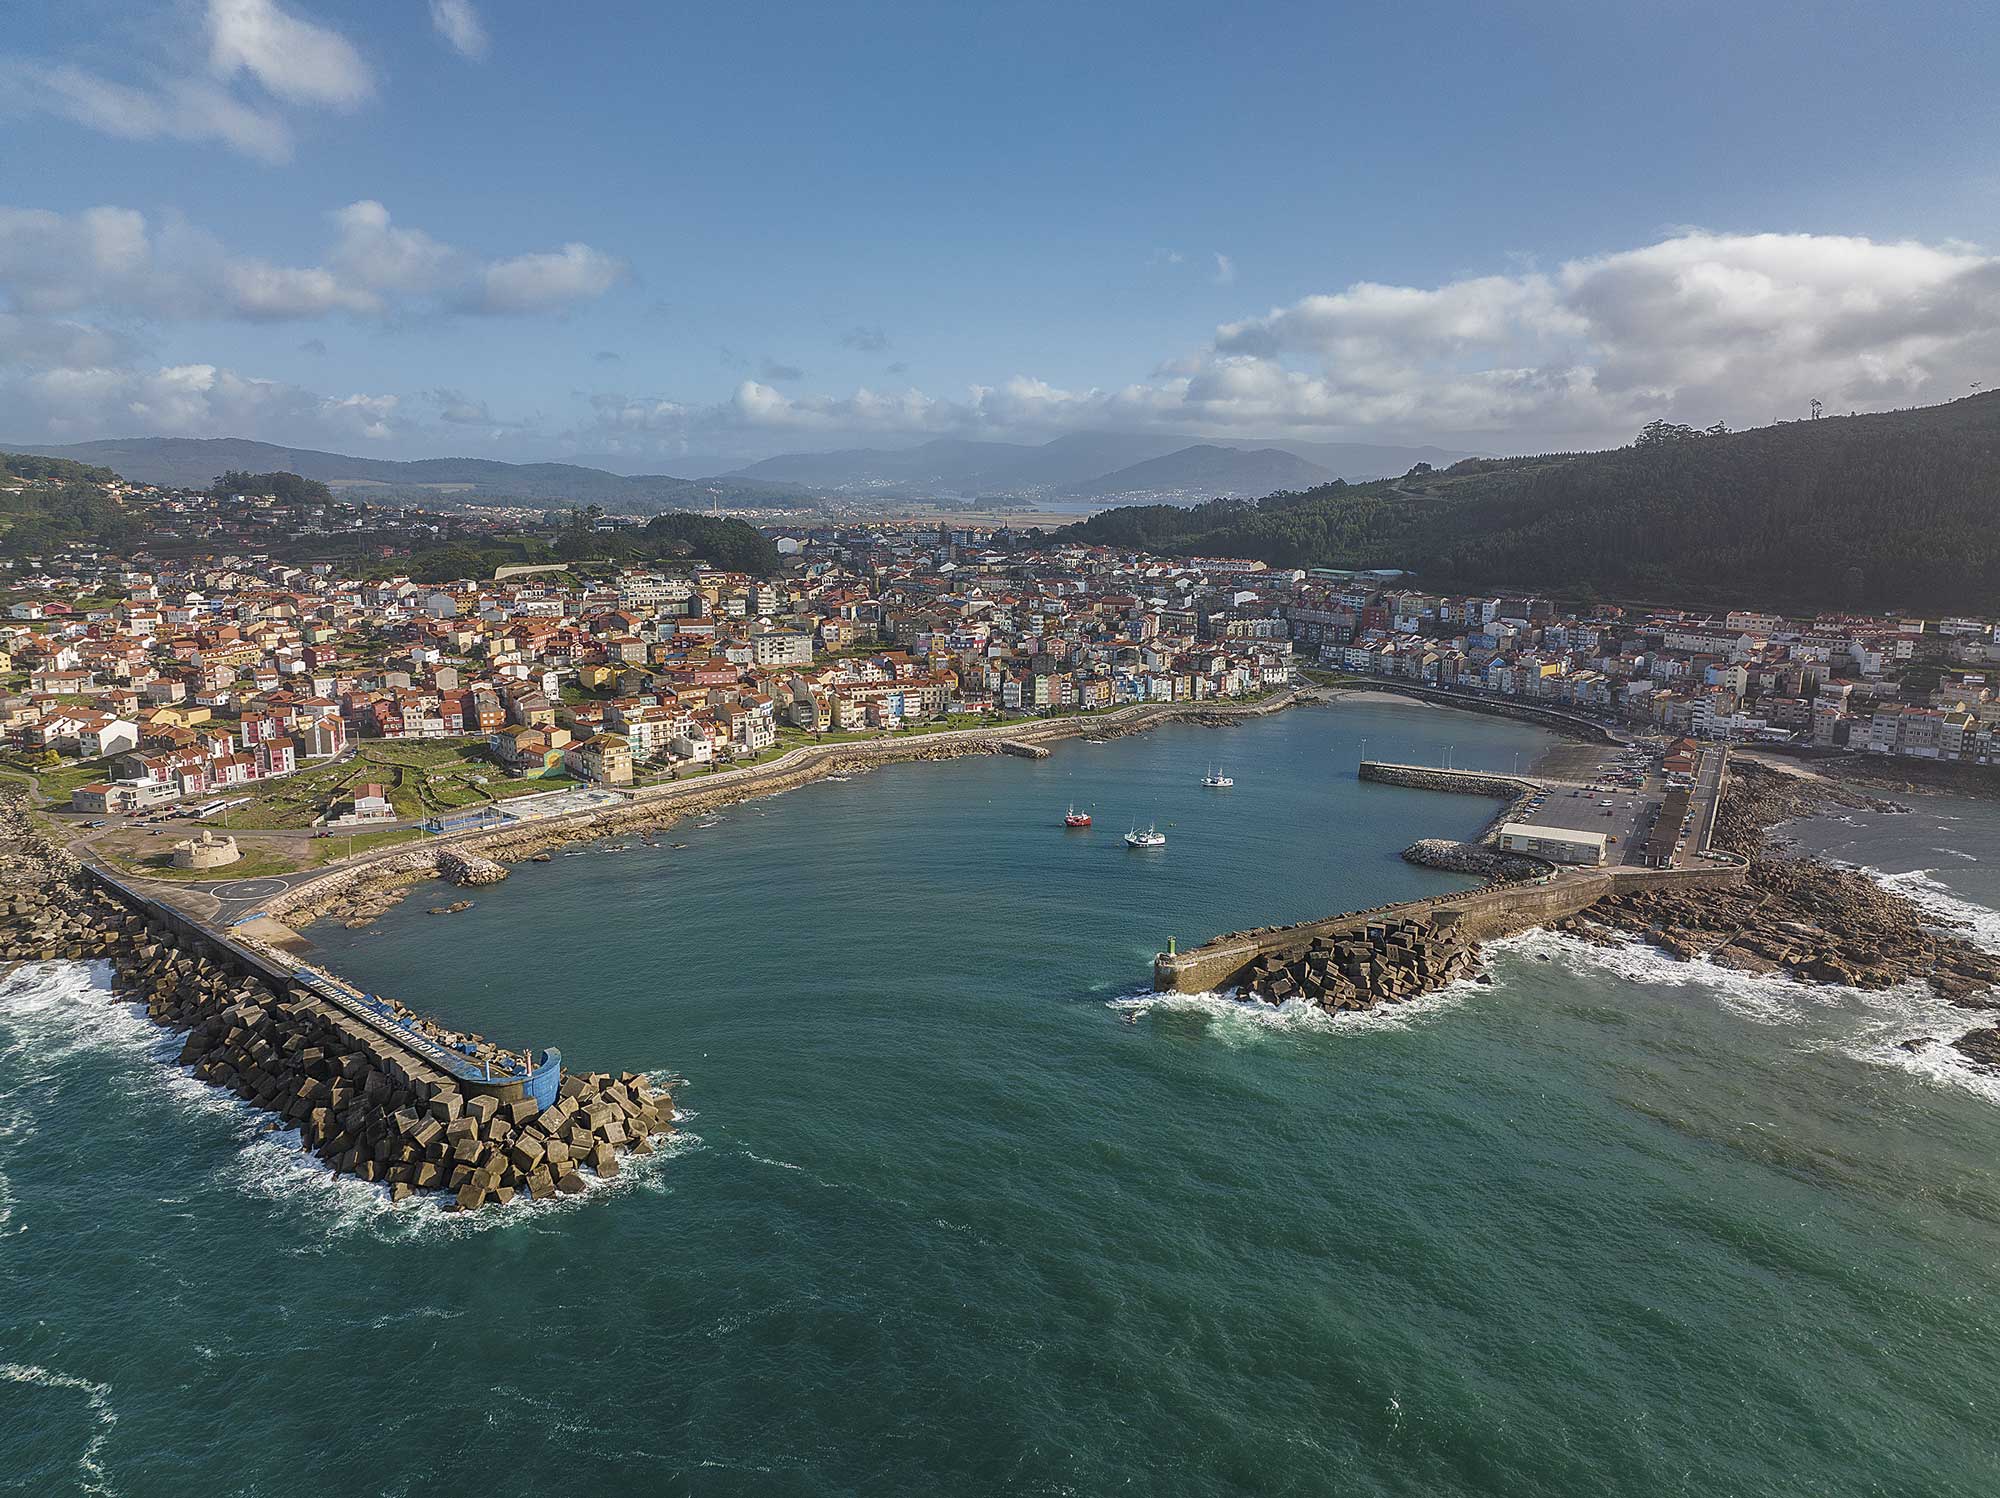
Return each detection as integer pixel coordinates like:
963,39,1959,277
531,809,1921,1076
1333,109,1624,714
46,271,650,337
1058,395,2000,611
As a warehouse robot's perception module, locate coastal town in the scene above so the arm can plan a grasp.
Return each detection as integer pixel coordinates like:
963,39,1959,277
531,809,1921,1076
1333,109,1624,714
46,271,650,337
3,472,1996,881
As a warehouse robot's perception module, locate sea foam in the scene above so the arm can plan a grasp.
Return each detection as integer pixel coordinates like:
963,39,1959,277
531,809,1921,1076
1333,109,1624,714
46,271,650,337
0,960,697,1244
1,1361,119,1496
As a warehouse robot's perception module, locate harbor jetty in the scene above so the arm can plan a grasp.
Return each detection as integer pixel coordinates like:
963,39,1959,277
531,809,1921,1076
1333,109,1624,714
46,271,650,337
0,787,671,1212
1162,760,2000,1033
1159,752,1751,1006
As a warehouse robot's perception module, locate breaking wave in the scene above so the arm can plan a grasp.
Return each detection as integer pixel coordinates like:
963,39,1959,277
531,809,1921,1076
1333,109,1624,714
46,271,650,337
1497,924,2000,1106
1862,866,2000,953
1105,978,1478,1045
0,960,698,1244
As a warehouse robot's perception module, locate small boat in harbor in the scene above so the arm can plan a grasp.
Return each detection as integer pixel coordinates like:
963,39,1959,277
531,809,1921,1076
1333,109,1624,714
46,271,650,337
1064,804,1092,828
1202,765,1234,788
1124,823,1166,849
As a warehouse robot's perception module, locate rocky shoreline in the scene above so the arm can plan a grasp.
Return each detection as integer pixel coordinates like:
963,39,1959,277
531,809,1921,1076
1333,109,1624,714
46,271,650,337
1549,764,2000,1040
1223,760,1999,1032
0,788,674,1213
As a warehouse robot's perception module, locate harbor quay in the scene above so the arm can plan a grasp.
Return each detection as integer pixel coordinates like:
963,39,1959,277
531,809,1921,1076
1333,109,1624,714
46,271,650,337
1156,753,1748,1006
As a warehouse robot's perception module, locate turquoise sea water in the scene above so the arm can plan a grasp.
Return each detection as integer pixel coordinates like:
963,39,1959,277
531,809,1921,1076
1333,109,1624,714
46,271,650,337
5,701,2000,1496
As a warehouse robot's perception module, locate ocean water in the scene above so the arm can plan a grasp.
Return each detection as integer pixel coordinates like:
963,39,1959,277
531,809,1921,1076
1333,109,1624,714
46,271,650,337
5,701,2000,1496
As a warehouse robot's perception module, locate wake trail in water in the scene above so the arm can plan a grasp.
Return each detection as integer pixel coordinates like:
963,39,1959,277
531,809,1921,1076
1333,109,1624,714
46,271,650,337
1,1361,119,1496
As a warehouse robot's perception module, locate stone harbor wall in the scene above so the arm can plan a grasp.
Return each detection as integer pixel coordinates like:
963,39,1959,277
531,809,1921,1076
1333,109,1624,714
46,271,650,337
1402,838,1548,880
1236,911,1482,1010
0,788,672,1214
436,847,508,886
1155,864,1749,996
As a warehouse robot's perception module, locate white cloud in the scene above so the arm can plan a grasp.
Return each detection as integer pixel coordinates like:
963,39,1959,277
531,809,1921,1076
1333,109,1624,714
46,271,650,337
1212,252,1236,286
327,199,465,294
576,232,2000,455
0,0,373,164
0,200,625,327
0,314,140,372
207,0,372,108
7,362,405,446
0,60,294,163
1203,231,2000,440
476,244,628,313
429,0,491,60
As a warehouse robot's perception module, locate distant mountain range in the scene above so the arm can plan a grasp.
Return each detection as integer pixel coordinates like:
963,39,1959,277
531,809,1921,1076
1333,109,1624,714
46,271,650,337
0,437,804,512
4,431,1479,512
724,432,1477,497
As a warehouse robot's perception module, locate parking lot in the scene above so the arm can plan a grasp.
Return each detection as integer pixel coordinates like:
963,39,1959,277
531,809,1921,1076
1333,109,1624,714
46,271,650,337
1506,741,1685,868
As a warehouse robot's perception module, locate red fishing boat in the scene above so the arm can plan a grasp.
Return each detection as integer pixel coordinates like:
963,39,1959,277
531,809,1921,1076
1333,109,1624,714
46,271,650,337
1063,805,1092,828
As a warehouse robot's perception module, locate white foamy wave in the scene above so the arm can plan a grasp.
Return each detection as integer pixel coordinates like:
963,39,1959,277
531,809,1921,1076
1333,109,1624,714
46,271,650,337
1488,927,1837,1026
229,1121,702,1246
1,1361,118,1495
1863,867,2000,953
1106,979,1475,1044
0,961,699,1241
1505,928,2000,1105
1934,847,1981,862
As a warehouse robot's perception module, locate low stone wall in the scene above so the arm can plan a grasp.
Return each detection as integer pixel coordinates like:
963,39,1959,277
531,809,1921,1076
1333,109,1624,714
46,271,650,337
1359,761,1541,846
1327,680,1622,744
1154,864,1748,995
1359,763,1534,799
1,787,675,1214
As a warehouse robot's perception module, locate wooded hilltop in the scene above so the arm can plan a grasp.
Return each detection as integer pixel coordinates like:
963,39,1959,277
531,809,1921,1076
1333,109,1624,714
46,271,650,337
1056,394,2000,612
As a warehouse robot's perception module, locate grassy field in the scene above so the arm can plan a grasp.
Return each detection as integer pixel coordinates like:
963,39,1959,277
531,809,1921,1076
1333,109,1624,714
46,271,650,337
0,752,121,805
200,737,574,829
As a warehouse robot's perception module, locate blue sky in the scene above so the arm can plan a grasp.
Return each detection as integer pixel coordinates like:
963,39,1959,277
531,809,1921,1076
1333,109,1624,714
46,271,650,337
3,0,1998,467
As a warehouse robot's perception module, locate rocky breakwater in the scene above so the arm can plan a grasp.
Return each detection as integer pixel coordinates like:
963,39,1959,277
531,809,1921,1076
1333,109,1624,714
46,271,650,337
1550,765,2000,1030
171,977,674,1209
436,846,508,886
1402,838,1545,880
1237,912,1482,1012
0,789,676,1213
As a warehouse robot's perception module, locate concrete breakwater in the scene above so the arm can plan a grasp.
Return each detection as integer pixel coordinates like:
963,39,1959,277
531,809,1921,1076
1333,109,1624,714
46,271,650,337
1154,866,1734,999
1,790,673,1213
1237,911,1482,1008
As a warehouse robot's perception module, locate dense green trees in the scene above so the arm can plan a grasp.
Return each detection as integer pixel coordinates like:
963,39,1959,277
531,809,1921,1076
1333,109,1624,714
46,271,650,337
0,479,145,557
1057,395,2000,611
210,470,335,505
0,452,117,484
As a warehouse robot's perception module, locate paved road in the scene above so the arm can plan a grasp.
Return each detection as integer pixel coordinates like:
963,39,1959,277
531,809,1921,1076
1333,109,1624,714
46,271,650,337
1677,745,1730,867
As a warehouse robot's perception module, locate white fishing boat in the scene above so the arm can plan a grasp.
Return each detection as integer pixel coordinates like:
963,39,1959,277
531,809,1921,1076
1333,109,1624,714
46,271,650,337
1124,823,1166,848
1202,765,1234,788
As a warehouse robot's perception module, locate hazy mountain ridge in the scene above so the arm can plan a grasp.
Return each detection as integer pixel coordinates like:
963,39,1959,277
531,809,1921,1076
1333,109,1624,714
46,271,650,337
725,431,1476,495
1070,444,1333,499
2,437,807,511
